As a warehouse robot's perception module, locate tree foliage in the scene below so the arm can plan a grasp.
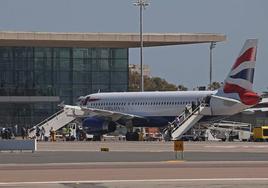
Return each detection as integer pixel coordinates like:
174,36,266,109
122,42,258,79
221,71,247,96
129,71,187,91
208,81,222,90
177,84,188,91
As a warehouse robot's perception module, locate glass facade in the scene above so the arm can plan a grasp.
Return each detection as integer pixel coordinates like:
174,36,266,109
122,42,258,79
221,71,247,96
0,47,128,128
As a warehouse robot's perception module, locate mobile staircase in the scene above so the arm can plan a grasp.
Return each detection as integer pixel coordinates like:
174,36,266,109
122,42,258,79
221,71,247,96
28,106,84,138
170,103,212,140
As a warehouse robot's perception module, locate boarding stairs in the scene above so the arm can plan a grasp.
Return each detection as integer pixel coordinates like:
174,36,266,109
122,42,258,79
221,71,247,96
28,107,84,138
170,104,212,140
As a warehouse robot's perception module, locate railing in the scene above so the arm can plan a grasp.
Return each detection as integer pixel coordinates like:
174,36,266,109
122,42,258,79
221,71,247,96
29,108,64,133
171,104,204,134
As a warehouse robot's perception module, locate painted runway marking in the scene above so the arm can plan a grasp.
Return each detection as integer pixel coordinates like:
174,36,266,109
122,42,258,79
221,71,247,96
165,160,185,163
204,145,268,148
1,178,268,185
204,146,238,148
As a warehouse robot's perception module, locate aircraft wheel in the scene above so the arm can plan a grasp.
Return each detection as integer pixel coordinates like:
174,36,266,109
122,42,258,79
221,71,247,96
125,132,140,141
133,132,139,141
126,132,133,141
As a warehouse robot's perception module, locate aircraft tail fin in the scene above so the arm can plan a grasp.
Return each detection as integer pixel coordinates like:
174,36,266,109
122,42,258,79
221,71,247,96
224,39,258,92
222,39,259,105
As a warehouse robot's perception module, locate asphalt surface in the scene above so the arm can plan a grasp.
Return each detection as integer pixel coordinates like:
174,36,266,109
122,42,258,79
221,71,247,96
1,141,268,164
1,141,268,188
0,161,268,187
36,141,268,152
2,180,268,188
1,151,268,164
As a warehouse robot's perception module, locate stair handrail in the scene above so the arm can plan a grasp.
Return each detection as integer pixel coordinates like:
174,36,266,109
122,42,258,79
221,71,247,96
171,103,206,133
169,105,189,126
29,108,65,132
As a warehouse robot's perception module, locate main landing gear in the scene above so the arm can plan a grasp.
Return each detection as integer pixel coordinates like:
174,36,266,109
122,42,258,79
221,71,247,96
125,123,140,141
125,131,139,141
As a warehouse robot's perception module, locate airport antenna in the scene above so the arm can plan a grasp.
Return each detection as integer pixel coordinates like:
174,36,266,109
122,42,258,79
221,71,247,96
133,0,149,92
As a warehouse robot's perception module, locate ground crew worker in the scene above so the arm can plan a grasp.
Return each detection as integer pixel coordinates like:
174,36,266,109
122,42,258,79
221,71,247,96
49,127,56,142
62,127,67,141
67,126,71,140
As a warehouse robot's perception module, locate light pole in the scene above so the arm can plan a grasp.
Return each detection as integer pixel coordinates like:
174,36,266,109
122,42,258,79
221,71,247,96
133,0,149,92
209,42,216,90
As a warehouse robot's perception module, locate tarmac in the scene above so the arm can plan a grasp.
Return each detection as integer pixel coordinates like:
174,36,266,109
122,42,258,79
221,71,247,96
0,141,268,188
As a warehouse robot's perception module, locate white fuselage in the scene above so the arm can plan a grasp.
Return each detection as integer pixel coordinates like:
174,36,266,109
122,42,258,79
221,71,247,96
85,91,216,117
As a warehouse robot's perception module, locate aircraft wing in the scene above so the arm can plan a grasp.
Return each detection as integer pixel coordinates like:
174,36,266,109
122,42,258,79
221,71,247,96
259,97,268,104
64,105,146,122
243,107,268,113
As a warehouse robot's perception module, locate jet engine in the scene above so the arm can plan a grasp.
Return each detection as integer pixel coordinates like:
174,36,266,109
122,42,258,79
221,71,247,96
82,118,116,135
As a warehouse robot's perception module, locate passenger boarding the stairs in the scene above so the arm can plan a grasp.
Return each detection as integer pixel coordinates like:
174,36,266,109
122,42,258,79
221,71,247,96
175,116,180,126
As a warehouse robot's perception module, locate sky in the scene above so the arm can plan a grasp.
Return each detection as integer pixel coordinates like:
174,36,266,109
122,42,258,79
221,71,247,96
0,0,267,92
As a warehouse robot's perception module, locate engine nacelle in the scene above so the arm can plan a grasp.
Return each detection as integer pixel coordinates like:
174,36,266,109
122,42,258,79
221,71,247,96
82,118,116,134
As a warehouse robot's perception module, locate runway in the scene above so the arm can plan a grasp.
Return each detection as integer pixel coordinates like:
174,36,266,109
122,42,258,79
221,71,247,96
1,161,268,187
36,141,268,152
1,151,268,164
1,141,268,163
1,141,268,187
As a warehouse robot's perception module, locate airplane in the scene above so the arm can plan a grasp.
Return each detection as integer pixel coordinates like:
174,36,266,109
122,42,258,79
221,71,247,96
64,39,260,141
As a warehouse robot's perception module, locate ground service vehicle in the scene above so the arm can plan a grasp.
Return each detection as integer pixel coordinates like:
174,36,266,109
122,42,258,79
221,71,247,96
253,126,268,141
65,123,94,141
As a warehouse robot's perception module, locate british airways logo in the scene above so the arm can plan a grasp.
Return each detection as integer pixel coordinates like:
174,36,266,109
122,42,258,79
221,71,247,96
223,40,260,105
231,47,256,70
229,68,254,83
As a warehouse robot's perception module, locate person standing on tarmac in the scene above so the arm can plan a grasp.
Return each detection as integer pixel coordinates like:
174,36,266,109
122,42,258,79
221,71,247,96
40,127,45,141
13,124,18,137
62,126,67,141
67,126,71,141
76,126,80,141
36,126,40,141
49,127,56,142
21,127,26,140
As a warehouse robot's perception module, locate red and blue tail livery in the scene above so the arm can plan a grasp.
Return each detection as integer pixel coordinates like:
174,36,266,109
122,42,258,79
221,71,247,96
223,39,260,105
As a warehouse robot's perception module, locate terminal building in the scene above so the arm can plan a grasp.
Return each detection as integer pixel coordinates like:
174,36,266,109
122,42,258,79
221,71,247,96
0,31,225,129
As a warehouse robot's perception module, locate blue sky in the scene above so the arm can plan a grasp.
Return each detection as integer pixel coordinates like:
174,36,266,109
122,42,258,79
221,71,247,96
0,0,267,92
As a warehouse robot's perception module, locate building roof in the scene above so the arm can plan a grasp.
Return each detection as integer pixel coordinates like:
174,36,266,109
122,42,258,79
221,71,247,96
0,31,226,48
